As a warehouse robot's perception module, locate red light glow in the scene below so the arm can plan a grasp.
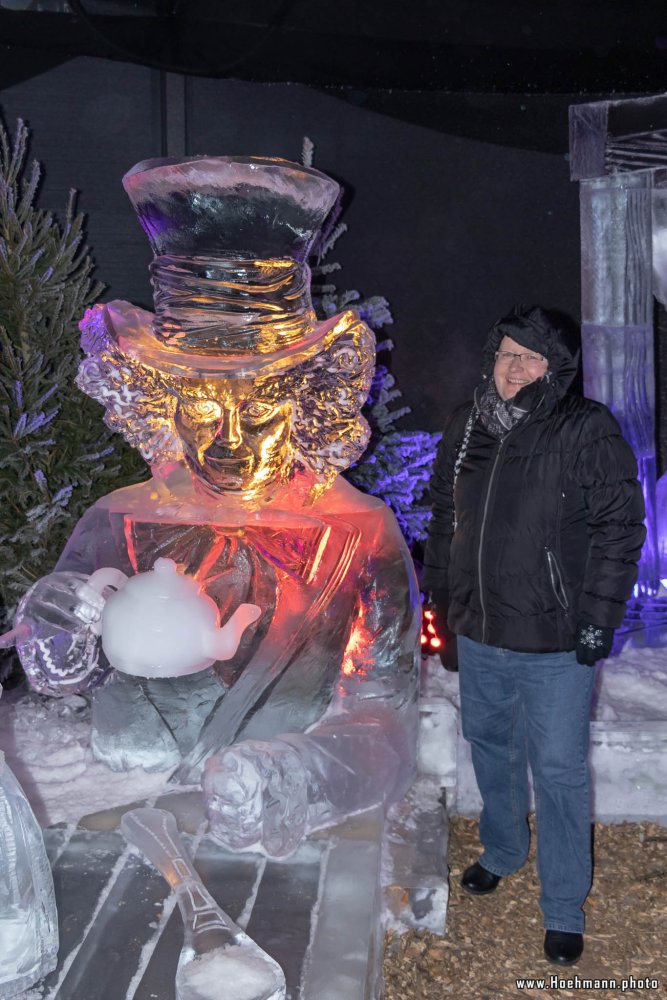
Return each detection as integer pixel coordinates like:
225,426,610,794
421,602,445,656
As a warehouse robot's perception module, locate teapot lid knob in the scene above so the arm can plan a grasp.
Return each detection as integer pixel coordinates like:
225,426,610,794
153,558,177,574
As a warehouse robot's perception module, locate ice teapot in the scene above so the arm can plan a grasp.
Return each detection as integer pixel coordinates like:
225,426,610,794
85,558,261,679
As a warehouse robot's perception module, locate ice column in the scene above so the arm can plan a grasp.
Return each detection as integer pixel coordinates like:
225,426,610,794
570,94,667,596
578,171,657,593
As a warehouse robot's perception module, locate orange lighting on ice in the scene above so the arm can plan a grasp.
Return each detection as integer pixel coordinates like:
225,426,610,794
341,613,374,677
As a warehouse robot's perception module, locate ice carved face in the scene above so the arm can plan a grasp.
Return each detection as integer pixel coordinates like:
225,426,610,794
78,305,375,501
171,378,293,495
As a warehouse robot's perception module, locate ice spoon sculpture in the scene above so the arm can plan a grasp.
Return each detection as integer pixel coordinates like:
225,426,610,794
120,808,286,1000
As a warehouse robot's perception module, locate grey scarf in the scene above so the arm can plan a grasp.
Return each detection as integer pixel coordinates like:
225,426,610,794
477,378,529,438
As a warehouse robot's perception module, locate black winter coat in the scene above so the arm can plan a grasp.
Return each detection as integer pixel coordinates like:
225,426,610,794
422,357,646,654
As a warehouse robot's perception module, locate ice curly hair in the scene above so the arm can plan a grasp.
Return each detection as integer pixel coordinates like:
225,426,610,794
77,303,375,496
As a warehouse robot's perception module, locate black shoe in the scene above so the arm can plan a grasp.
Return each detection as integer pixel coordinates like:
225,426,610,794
461,861,501,895
544,930,584,965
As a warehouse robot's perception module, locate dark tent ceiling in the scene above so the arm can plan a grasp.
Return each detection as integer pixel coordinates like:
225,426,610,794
1,0,666,92
1,1,666,155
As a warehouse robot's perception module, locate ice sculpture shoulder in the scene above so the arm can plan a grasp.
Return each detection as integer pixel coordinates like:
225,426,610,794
15,156,421,857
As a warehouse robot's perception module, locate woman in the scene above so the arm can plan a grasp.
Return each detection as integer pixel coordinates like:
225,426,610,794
422,305,645,965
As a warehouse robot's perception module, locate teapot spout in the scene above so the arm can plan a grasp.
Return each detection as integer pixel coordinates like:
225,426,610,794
203,604,261,662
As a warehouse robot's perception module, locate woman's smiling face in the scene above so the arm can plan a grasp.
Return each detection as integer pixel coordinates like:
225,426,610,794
493,335,548,400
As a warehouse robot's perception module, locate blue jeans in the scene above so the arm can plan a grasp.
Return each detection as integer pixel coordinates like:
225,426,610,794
457,634,597,934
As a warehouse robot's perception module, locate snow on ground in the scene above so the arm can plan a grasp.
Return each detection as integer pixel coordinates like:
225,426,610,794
1,640,666,829
0,688,171,826
592,643,667,721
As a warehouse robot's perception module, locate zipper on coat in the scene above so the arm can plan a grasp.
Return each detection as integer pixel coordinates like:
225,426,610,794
478,438,506,642
476,394,547,644
545,547,569,610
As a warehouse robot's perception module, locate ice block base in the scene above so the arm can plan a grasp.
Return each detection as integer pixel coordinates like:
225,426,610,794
36,793,386,1000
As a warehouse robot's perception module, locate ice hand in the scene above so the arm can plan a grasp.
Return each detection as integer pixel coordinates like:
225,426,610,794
73,581,109,633
15,572,108,696
203,740,309,858
19,573,105,632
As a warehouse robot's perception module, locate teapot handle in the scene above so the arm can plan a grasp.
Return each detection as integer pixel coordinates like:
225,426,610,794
87,567,129,595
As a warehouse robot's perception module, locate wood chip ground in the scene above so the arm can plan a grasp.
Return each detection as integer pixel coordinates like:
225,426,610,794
383,816,667,999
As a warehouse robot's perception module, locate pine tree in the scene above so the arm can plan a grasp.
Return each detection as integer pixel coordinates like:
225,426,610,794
303,138,440,548
0,117,145,675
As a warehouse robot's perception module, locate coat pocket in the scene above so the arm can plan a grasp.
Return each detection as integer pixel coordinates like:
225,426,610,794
545,547,569,610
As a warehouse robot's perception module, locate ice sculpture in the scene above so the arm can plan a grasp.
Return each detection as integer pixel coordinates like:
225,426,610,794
121,807,286,1000
14,156,420,857
0,692,58,998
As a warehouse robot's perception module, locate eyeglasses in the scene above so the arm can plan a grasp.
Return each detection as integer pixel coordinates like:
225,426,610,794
494,350,546,366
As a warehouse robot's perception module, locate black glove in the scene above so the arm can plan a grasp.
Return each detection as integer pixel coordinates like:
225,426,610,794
575,621,615,666
426,590,458,671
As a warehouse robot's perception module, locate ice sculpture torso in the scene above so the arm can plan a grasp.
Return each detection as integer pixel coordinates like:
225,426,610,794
53,472,417,774
15,155,420,857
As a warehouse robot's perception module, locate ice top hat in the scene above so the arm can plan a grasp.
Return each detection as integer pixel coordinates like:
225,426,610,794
77,155,375,476
116,155,341,376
